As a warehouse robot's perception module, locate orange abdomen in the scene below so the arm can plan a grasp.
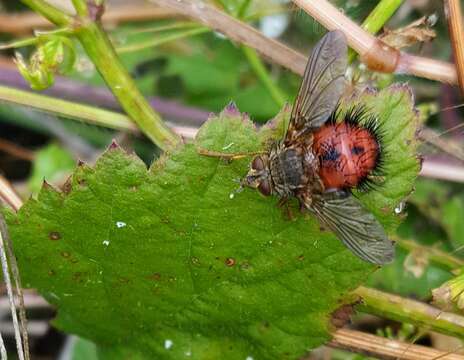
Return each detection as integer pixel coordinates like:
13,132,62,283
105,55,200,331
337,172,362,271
312,122,380,190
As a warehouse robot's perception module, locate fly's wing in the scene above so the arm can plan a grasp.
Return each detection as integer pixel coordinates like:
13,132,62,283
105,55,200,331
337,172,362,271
309,191,394,265
285,30,348,144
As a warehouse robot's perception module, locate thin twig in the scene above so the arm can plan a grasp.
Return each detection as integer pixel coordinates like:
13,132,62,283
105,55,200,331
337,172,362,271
151,0,307,75
1,213,30,360
0,213,25,360
396,238,464,271
420,127,464,162
444,0,464,95
420,157,464,183
329,328,464,360
3,251,29,359
0,5,180,35
0,177,23,212
0,139,35,161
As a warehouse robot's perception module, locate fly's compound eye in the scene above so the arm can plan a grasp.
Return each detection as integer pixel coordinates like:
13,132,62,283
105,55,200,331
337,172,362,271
251,156,265,171
257,180,271,196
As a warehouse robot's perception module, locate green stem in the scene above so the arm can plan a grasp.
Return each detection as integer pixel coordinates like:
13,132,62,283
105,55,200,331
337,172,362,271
0,85,135,131
20,0,180,150
354,286,464,339
20,0,72,27
396,238,464,271
237,0,252,18
0,28,75,51
75,22,180,149
241,46,286,107
71,0,89,17
117,27,209,54
348,0,404,63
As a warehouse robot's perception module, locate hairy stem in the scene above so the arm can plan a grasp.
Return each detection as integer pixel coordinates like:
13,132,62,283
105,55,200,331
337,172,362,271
20,0,72,26
21,0,181,150
71,0,88,17
0,85,198,139
0,85,136,131
354,286,464,339
76,23,181,149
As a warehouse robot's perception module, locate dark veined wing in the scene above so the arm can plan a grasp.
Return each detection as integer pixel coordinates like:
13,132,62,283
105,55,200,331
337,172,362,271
285,30,348,143
309,191,394,265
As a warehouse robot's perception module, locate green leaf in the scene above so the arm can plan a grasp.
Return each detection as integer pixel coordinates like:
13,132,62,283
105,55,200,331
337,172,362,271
442,196,464,248
15,35,77,90
28,143,75,194
6,85,419,359
69,337,98,360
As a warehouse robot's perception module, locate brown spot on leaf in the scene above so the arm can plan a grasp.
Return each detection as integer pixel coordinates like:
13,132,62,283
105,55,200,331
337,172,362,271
73,272,84,283
61,251,70,258
330,302,359,329
48,270,55,276
148,273,161,281
298,254,305,261
49,231,61,241
225,258,236,267
240,261,250,270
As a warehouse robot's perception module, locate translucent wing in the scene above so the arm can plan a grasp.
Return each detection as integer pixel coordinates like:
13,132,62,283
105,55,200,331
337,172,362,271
309,191,394,265
285,30,348,143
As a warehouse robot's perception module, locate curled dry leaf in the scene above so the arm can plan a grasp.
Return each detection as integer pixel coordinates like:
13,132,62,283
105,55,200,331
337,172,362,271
380,16,436,49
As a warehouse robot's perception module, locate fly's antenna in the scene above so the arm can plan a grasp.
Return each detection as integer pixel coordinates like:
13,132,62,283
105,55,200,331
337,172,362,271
196,147,266,160
229,178,245,199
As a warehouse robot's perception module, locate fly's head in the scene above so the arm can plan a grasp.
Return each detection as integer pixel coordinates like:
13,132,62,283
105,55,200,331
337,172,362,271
241,154,273,196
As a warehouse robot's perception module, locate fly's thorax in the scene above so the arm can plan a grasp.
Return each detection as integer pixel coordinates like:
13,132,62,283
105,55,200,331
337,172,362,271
269,146,305,197
242,154,273,196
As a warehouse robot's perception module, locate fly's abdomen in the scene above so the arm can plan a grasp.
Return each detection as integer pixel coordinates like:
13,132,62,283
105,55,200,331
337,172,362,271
312,122,380,190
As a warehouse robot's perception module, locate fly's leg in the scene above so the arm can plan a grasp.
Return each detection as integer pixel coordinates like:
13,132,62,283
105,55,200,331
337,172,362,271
277,196,295,221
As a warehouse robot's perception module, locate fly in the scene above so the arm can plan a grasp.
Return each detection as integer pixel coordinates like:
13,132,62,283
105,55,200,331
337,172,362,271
241,31,394,265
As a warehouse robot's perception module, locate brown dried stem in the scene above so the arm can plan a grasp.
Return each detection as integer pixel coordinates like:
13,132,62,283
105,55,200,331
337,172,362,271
0,5,180,34
292,0,457,84
150,0,307,75
152,0,457,84
329,328,464,360
420,158,464,183
0,177,23,212
444,0,464,95
0,139,35,162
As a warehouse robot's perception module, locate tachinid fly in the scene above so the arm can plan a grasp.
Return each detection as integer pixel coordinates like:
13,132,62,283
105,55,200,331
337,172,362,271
242,30,394,265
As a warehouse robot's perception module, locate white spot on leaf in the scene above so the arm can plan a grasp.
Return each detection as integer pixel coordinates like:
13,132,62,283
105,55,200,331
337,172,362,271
116,221,126,228
164,339,173,349
102,240,110,246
